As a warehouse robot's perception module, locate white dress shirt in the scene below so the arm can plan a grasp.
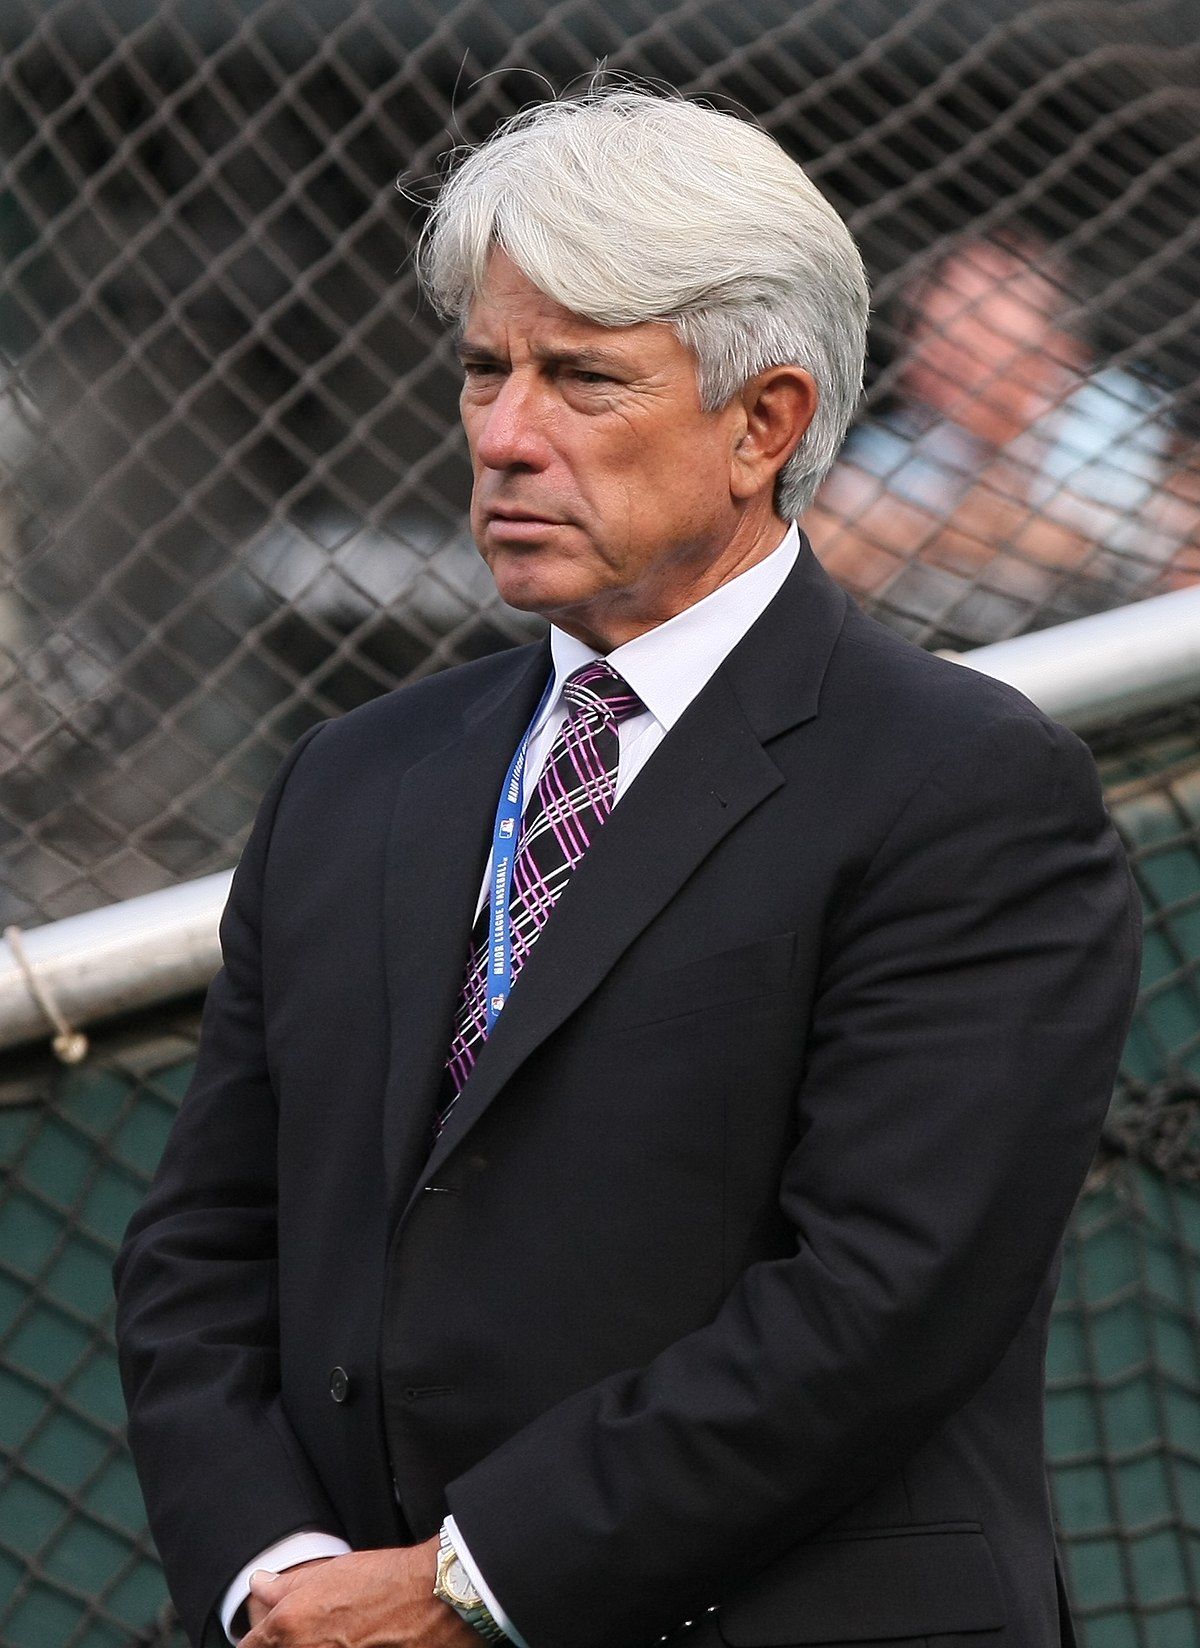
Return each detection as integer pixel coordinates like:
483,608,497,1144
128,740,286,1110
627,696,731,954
220,524,800,1644
521,524,799,806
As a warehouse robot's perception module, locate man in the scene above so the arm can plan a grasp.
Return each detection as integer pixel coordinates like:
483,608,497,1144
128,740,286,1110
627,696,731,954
114,90,1140,1648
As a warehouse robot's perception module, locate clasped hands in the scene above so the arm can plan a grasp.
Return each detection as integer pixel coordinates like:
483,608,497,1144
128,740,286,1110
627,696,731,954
241,1537,481,1648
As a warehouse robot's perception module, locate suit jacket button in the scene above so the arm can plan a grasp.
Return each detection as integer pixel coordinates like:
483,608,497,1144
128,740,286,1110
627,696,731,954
329,1366,351,1404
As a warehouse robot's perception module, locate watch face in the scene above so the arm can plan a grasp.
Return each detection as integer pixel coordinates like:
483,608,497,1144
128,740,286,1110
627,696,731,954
445,1556,481,1609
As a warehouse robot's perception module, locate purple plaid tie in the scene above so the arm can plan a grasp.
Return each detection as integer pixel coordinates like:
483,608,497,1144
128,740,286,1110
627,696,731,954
441,661,644,1119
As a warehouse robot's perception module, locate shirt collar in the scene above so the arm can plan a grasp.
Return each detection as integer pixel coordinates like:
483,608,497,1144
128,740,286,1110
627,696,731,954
545,523,800,732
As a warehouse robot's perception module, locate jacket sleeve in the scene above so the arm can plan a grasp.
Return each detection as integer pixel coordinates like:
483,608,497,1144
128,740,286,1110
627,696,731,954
112,723,340,1648
444,710,1141,1648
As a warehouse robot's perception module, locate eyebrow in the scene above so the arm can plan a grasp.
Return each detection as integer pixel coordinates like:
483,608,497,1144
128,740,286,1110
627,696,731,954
455,340,632,374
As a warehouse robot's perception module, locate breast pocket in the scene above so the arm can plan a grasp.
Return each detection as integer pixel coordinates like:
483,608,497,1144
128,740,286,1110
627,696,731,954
600,931,797,1031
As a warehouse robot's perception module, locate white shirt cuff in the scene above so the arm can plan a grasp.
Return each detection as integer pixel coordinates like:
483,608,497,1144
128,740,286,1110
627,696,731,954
220,1530,351,1642
443,1515,530,1648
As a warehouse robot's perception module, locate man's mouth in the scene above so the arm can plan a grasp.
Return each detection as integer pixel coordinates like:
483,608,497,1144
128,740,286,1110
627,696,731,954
487,504,563,522
484,506,568,540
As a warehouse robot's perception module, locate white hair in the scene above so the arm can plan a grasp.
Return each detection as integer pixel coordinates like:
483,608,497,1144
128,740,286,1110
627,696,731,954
418,89,870,516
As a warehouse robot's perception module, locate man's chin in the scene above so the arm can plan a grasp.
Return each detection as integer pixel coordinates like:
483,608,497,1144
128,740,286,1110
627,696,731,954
493,578,581,620
486,576,611,647
486,554,589,620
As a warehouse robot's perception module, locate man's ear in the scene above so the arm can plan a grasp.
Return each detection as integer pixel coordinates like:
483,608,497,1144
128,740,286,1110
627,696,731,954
729,366,819,501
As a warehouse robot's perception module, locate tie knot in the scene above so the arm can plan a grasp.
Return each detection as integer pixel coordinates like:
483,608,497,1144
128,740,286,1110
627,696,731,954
562,661,644,725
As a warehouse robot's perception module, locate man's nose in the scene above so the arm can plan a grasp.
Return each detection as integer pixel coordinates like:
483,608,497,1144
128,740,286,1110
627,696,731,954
472,375,550,471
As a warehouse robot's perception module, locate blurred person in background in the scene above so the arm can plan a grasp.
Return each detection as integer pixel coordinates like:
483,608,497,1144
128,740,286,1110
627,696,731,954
808,238,1200,645
115,90,1139,1648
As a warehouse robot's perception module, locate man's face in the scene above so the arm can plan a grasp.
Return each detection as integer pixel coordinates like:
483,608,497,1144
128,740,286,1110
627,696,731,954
458,251,775,650
904,244,1086,450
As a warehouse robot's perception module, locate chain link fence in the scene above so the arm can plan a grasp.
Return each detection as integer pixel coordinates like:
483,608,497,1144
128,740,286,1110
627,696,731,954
1,1013,198,1648
3,2,1200,1644
1,0,1199,928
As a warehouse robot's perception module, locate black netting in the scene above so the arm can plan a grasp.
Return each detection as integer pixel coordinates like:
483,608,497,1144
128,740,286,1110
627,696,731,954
1098,700,1200,1184
1,0,1198,925
1050,1164,1200,1643
3,3,1200,1643
0,1015,198,1647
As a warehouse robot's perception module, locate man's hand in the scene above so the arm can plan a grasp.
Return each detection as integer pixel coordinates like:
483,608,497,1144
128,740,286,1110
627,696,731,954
246,1559,336,1633
241,1538,480,1648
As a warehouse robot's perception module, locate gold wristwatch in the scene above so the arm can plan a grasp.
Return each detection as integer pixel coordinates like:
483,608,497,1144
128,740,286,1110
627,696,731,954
434,1523,508,1643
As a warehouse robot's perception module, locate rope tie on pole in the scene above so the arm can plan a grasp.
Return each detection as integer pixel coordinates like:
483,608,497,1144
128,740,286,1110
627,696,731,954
2,926,89,1064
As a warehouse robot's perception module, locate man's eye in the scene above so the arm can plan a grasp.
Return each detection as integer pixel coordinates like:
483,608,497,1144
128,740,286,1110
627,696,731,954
569,370,611,385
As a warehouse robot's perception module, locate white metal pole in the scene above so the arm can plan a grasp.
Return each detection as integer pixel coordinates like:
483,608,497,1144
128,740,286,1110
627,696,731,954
939,583,1200,734
0,871,232,1057
1,581,1198,1058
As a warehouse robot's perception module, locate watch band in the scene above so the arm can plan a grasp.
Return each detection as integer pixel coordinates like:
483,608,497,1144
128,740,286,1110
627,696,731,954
435,1523,508,1643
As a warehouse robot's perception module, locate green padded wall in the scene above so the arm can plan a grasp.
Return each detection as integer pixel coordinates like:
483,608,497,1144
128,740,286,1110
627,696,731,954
1052,1170,1200,1646
0,1026,194,1648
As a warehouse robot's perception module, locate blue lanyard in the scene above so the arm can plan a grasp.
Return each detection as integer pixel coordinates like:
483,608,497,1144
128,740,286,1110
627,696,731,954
484,675,556,1033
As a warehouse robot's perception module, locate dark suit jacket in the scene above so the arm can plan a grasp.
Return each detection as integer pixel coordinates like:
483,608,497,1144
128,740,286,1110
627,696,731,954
114,541,1140,1648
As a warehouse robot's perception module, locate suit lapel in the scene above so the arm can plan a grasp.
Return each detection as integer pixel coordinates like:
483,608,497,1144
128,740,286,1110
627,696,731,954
380,642,551,1209
409,541,849,1199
